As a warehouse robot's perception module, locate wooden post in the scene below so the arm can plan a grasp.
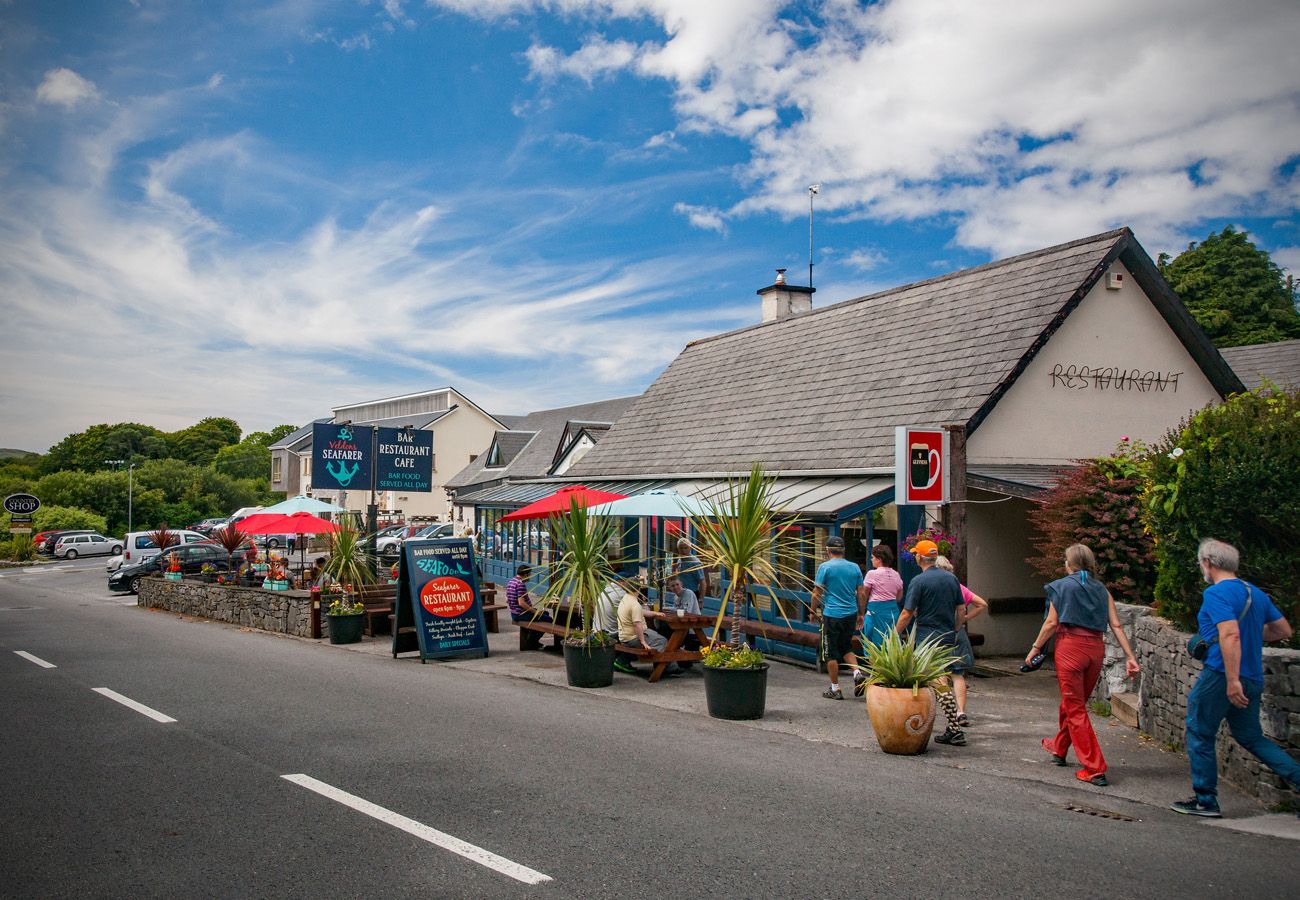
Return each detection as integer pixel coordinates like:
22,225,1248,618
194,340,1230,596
942,424,968,585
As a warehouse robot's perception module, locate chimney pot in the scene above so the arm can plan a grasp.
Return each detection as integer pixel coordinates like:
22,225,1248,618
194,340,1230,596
775,268,786,285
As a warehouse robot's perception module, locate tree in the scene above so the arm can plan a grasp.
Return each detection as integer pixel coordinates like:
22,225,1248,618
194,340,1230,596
41,423,169,474
169,417,241,467
1158,226,1300,347
1027,440,1156,606
1144,385,1299,639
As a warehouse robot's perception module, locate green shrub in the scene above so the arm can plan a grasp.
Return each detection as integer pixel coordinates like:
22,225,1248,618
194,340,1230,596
1027,439,1156,606
31,505,108,534
1145,385,1299,634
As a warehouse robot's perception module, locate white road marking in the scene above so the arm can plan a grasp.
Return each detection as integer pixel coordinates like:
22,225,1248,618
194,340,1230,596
281,774,552,885
92,688,177,723
15,650,57,668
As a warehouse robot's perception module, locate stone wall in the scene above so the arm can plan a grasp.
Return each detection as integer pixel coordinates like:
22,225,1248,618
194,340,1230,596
138,576,314,638
1098,603,1300,807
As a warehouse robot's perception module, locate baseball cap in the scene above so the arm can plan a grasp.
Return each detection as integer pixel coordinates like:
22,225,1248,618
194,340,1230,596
826,536,845,550
912,539,939,558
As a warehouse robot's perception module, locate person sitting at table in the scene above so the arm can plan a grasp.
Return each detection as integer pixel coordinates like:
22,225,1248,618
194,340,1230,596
663,576,701,615
615,585,681,677
507,565,557,650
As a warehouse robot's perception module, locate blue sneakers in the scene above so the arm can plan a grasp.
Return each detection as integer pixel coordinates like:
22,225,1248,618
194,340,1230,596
1170,797,1222,818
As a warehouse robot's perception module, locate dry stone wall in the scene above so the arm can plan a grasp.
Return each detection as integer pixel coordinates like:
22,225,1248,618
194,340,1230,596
1097,602,1300,807
138,576,313,638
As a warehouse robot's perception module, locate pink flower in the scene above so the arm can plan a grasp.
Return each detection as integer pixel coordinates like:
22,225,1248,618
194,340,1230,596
1120,435,1130,442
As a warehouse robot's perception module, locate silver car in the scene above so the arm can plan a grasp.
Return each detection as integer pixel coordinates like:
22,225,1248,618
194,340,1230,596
54,533,123,559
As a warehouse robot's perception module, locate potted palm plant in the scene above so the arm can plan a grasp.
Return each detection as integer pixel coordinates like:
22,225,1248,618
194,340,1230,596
535,499,622,688
323,522,375,645
860,629,961,754
210,523,247,580
687,464,804,720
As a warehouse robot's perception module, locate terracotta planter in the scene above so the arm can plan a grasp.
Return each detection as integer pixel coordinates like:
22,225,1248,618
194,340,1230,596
865,684,937,754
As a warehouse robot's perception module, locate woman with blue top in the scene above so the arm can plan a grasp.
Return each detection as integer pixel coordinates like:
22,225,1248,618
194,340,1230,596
1025,543,1140,787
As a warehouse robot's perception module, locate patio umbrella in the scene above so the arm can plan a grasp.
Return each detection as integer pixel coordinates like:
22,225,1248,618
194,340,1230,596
587,489,718,607
239,511,339,572
499,485,628,522
259,494,348,515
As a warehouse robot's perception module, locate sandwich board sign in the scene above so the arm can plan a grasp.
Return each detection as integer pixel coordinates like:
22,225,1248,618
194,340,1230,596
894,426,950,505
393,537,489,662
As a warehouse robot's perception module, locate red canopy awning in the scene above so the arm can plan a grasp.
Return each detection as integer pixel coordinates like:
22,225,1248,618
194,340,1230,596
500,485,629,522
237,511,339,535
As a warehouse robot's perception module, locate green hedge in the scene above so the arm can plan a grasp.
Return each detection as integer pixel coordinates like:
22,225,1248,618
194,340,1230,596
1145,386,1299,633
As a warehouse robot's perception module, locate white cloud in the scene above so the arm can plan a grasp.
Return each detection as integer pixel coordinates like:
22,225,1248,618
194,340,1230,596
36,68,100,108
1271,246,1300,279
0,80,749,449
437,0,1300,257
842,247,886,272
673,201,725,233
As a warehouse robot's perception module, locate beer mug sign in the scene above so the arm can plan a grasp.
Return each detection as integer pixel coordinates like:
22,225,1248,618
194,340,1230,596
895,427,950,505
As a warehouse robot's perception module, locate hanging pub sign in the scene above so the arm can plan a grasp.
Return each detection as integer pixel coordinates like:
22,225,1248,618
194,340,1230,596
376,427,433,493
393,537,489,662
894,426,950,505
311,422,373,492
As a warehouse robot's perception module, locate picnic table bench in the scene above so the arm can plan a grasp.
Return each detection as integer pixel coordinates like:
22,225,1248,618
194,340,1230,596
356,583,397,637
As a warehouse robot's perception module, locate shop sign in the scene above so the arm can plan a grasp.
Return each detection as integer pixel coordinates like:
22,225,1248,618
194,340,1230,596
311,423,373,491
376,427,433,493
4,493,40,515
894,426,950,505
393,538,488,661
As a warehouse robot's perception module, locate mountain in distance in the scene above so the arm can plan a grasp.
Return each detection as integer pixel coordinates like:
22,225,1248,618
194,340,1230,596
0,448,38,459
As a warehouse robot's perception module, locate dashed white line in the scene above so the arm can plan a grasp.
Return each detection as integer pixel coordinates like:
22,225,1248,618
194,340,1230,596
281,774,552,885
14,650,57,668
92,688,177,723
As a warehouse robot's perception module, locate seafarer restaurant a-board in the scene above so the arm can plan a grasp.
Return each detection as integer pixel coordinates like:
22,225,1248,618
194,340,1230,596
452,229,1243,662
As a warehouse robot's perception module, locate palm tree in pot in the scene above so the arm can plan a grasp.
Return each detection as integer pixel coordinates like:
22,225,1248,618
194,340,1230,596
210,523,248,580
534,498,623,688
686,464,805,720
323,522,375,644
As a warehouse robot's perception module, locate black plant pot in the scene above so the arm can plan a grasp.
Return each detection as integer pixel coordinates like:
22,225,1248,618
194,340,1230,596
328,612,366,645
703,663,769,720
563,641,615,688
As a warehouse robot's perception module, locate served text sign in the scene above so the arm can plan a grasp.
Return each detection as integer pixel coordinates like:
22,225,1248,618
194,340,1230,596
394,538,488,661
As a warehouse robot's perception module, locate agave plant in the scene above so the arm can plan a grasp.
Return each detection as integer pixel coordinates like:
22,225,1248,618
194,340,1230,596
535,498,622,645
861,628,961,696
685,463,805,662
323,521,376,602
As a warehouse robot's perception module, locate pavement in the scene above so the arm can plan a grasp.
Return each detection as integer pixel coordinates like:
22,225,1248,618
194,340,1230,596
318,615,1300,838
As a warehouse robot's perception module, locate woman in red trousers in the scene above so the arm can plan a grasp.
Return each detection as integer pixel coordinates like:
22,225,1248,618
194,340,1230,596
1026,544,1140,786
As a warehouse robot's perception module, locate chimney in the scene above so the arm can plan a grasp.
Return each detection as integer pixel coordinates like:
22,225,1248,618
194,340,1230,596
758,268,815,323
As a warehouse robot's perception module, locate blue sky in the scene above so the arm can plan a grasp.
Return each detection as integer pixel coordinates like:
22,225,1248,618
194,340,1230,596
2,0,1299,452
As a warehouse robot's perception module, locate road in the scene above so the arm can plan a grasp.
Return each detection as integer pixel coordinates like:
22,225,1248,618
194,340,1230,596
1,563,1294,898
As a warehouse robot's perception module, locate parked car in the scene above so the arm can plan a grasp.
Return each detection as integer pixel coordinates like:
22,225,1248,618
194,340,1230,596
193,517,229,535
37,529,98,554
108,542,233,594
53,533,122,559
376,524,424,557
120,529,211,566
413,522,455,541
106,554,124,573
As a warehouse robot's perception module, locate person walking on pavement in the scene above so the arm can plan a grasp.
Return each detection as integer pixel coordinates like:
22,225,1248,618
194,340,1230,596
1172,539,1299,818
861,543,905,654
935,555,988,727
1026,543,1140,786
811,535,866,700
896,539,968,746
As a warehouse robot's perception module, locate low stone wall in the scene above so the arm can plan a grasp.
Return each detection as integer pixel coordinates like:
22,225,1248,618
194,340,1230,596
138,576,313,638
1097,603,1300,807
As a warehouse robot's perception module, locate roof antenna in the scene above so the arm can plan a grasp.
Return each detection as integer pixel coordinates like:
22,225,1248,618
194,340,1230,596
808,183,820,288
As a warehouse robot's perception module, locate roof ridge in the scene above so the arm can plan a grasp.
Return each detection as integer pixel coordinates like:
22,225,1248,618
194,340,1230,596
684,227,1131,351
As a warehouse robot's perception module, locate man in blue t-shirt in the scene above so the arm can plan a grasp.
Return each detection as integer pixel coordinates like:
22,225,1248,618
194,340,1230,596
1172,539,1298,818
811,536,865,700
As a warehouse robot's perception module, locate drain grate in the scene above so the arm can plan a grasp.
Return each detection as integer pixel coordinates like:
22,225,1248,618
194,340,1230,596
1065,803,1137,822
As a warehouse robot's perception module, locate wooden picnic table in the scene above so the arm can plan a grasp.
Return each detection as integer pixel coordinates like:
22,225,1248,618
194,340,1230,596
634,609,714,683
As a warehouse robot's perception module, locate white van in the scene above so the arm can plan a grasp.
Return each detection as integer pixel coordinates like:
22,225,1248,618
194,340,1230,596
121,530,211,565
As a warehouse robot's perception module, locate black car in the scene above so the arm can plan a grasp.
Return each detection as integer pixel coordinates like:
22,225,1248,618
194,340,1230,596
108,542,234,594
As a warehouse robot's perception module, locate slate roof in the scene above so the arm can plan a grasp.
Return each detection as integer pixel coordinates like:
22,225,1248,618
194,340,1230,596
1220,339,1300,390
570,228,1241,478
267,411,453,452
269,418,331,451
491,431,538,468
444,396,639,491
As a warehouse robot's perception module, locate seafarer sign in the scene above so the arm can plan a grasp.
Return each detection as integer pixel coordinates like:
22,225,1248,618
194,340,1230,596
894,426,950,505
311,422,373,491
393,538,489,662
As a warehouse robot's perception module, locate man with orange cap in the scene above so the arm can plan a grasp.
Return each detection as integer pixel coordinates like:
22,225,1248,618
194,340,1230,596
896,538,968,746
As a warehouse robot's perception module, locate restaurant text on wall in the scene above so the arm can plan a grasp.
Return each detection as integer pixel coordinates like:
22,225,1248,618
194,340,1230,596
1049,363,1183,393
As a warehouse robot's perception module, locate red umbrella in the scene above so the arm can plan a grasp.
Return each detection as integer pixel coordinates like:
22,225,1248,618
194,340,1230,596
238,511,339,535
500,485,629,522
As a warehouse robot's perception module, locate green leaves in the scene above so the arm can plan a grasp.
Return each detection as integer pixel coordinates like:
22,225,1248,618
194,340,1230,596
861,629,960,693
536,499,624,639
324,522,377,589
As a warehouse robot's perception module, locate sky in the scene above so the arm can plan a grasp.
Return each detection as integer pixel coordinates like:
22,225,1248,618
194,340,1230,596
2,0,1299,453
